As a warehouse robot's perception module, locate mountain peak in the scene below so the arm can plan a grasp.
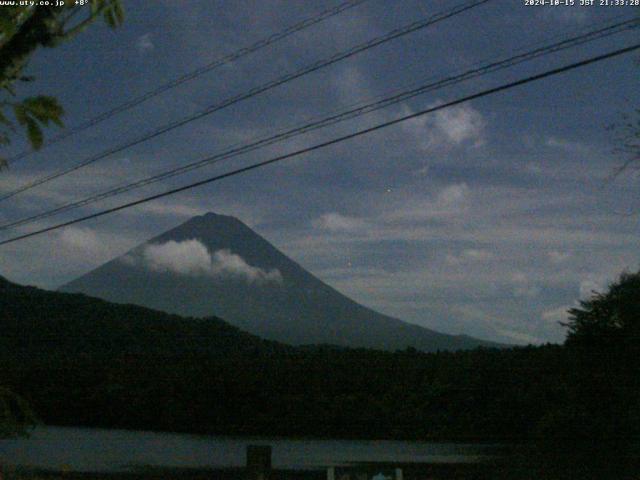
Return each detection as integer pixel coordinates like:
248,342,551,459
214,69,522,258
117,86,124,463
182,211,243,227
201,211,237,221
61,214,501,351
144,212,258,252
180,211,252,232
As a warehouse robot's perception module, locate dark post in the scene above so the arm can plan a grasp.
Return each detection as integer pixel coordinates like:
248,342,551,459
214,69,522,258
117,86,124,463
246,445,272,480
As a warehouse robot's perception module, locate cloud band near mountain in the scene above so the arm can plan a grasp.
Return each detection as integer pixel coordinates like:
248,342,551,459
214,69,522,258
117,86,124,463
136,239,282,285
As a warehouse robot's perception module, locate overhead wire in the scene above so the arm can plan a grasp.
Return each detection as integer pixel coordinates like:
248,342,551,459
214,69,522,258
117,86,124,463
0,16,636,232
0,0,491,203
0,42,637,247
5,0,372,164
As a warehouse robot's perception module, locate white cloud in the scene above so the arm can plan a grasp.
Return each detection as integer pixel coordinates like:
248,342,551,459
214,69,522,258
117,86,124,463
402,102,486,151
313,212,367,233
511,272,541,299
436,182,470,208
451,304,544,345
210,249,282,284
141,239,282,284
58,227,103,254
542,305,571,324
0,225,137,289
55,227,134,265
136,34,154,53
463,249,494,261
384,183,471,224
579,275,605,299
434,105,486,146
545,137,590,155
135,202,205,220
143,239,212,276
445,248,493,265
332,65,370,103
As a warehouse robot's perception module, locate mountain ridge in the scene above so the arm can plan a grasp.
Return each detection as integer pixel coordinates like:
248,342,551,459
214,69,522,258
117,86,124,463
61,212,502,351
0,274,288,360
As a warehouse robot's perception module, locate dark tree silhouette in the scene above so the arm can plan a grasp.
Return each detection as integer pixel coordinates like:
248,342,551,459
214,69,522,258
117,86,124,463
0,386,36,438
564,270,640,347
0,1,124,167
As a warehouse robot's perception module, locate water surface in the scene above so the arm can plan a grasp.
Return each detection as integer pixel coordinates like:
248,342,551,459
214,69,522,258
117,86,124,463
0,426,494,471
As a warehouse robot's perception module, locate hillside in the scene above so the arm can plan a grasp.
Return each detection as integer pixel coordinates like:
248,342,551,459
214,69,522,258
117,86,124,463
61,212,499,352
4,272,636,466
1,275,545,440
0,274,286,360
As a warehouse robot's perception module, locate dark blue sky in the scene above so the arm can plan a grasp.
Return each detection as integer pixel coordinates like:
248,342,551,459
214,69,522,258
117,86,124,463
1,0,638,343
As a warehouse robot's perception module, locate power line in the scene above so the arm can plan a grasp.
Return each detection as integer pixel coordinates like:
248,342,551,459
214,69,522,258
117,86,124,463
5,0,372,165
0,0,491,203
1,43,637,247
1,17,636,232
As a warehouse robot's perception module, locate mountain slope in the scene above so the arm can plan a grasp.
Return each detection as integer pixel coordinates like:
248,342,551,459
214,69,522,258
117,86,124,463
0,276,563,442
61,212,498,351
0,274,285,359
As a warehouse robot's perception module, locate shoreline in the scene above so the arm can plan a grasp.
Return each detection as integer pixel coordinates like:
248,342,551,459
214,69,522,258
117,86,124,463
2,462,497,480
19,423,515,445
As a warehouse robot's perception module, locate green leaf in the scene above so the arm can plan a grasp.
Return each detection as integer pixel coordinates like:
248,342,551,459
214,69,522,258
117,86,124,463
22,96,64,125
25,117,43,149
13,104,27,126
0,14,17,43
89,0,101,16
95,0,124,28
112,1,125,26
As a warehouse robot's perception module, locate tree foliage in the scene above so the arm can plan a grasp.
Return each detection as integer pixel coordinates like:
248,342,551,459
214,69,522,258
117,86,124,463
499,270,640,479
0,386,36,438
1,274,639,476
564,270,640,347
0,0,124,167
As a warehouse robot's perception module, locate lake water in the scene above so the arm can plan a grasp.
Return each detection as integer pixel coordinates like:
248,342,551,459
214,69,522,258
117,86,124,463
0,426,494,471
